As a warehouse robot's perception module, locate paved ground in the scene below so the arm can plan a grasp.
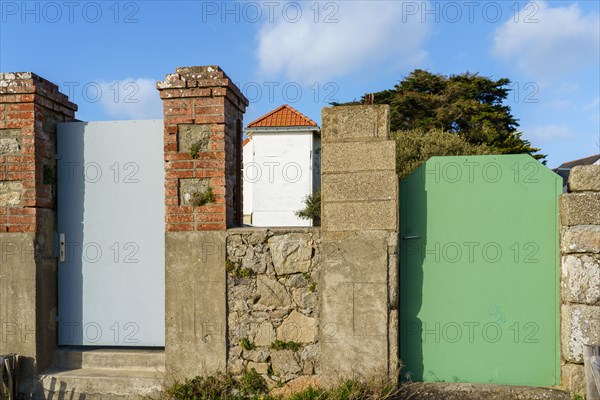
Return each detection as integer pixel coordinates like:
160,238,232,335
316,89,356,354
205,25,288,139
397,382,571,400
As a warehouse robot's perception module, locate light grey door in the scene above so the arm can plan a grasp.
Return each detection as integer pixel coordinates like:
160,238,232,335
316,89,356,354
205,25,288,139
57,120,165,346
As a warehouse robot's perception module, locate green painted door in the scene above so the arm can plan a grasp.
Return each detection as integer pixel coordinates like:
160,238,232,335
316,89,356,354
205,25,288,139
400,155,561,386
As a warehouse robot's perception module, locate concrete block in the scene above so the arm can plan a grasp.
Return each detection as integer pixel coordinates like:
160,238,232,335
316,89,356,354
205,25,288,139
322,200,397,232
322,105,390,142
0,181,24,206
36,367,163,400
0,233,38,383
0,128,21,155
321,334,387,384
179,178,211,206
165,231,226,283
178,124,211,153
322,171,398,202
322,141,396,173
561,362,586,396
388,309,399,381
560,193,600,226
561,304,600,363
561,254,600,304
353,283,387,337
321,231,391,383
321,281,355,339
165,231,227,378
561,225,600,254
569,165,600,192
321,231,388,284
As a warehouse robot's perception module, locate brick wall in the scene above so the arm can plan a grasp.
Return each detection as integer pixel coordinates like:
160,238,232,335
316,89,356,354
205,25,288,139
0,72,77,232
559,165,600,396
157,66,248,231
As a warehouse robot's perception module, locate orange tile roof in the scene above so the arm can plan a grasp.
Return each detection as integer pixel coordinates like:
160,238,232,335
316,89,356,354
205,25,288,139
246,105,318,128
243,137,251,146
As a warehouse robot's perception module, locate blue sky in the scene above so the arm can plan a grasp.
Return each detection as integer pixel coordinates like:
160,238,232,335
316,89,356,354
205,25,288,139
1,0,598,167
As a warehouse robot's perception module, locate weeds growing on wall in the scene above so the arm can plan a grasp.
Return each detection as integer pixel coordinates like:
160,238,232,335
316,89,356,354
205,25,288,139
270,340,302,352
240,337,256,351
190,187,215,206
156,370,403,400
226,259,254,278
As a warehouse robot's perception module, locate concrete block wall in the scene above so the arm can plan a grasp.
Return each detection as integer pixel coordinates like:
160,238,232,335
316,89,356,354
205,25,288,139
0,73,77,382
319,105,400,384
559,165,600,395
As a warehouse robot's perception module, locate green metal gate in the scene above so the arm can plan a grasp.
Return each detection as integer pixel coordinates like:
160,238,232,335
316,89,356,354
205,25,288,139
400,155,561,386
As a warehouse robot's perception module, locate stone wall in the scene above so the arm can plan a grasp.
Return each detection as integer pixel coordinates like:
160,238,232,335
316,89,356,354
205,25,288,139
226,228,321,386
560,165,600,395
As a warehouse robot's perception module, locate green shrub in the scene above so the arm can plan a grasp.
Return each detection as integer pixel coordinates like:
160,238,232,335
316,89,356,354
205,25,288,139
238,368,269,396
393,128,492,180
295,191,321,223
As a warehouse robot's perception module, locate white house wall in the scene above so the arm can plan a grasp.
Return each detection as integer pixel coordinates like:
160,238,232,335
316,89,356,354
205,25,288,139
252,133,312,227
242,139,254,223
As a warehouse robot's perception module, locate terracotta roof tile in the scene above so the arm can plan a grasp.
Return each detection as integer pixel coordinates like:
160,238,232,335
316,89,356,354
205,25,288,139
246,105,318,128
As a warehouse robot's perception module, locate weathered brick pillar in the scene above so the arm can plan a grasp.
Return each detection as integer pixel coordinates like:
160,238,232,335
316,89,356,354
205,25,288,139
319,105,400,383
157,66,247,378
157,66,248,231
559,165,600,397
0,73,77,381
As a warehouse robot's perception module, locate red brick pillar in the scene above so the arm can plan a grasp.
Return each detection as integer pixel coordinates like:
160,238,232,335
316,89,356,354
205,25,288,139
0,73,77,230
0,72,77,381
157,66,248,231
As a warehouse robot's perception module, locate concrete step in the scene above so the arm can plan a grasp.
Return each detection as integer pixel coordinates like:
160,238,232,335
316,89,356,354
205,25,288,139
53,348,165,371
36,367,164,400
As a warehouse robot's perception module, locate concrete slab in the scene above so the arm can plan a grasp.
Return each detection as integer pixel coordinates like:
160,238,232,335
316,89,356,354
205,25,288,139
398,382,570,400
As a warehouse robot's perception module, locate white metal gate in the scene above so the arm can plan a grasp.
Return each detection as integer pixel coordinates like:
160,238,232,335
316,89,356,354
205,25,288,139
57,120,165,346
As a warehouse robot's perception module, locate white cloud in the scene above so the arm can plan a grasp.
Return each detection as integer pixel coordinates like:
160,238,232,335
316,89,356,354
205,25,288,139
524,123,572,142
256,1,429,83
97,78,162,120
492,1,599,78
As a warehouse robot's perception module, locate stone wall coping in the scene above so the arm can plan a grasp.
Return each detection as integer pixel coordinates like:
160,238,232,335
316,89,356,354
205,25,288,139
227,227,321,235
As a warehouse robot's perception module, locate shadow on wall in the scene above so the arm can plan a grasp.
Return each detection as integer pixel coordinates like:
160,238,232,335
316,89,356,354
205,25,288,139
399,165,427,382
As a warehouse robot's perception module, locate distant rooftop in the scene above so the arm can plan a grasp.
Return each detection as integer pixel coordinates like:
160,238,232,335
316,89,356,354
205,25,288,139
246,104,318,128
557,154,600,169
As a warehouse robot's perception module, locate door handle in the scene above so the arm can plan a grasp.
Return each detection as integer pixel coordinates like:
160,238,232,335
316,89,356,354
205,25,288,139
403,236,420,240
59,233,65,262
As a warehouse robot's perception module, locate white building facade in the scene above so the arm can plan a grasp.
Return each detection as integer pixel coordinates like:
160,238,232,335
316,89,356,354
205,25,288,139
243,105,321,227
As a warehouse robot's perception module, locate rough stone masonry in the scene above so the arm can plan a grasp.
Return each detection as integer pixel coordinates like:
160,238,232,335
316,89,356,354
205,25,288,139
226,228,321,387
560,164,600,396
